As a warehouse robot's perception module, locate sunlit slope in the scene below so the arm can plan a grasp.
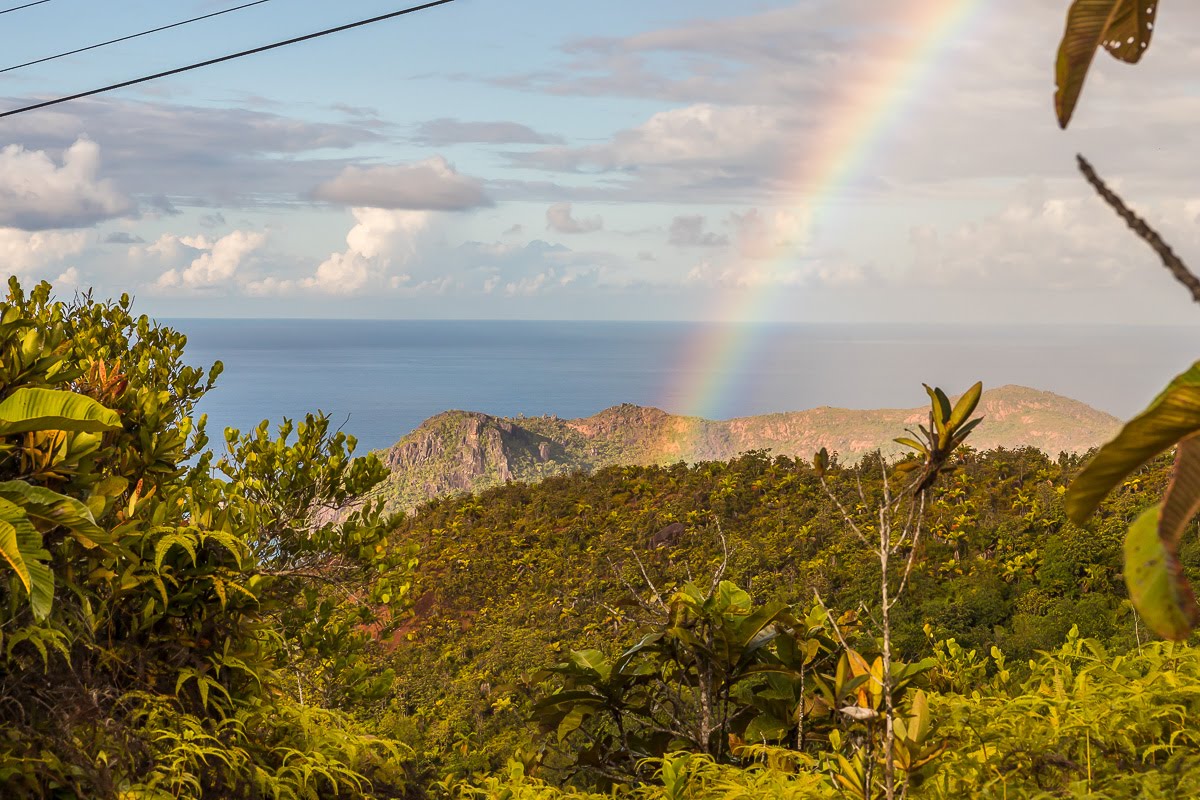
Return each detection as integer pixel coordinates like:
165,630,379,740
376,385,1120,510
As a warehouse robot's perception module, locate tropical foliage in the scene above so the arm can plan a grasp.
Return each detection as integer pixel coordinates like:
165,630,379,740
0,280,415,798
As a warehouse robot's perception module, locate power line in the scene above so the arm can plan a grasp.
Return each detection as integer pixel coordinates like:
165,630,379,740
1,0,272,75
0,0,458,119
0,0,50,15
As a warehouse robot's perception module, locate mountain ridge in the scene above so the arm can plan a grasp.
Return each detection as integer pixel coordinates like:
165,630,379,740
374,385,1121,509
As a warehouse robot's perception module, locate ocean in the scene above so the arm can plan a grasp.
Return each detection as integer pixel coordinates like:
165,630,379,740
172,319,1200,454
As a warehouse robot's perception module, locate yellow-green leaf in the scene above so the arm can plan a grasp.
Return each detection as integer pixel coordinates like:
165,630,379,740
948,382,983,431
0,517,30,592
1125,505,1199,640
0,387,121,436
894,437,927,454
1068,363,1200,524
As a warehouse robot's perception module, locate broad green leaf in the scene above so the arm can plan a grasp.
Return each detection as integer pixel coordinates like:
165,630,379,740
733,601,788,654
0,480,106,545
26,559,54,620
557,704,593,742
1055,0,1158,128
868,656,885,710
0,387,120,436
1124,505,1199,640
0,517,30,591
1068,363,1200,524
909,689,931,743
948,382,983,431
743,713,789,743
712,580,752,616
568,649,611,681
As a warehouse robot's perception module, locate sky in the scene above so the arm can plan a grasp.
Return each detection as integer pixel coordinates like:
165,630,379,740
2,0,1200,323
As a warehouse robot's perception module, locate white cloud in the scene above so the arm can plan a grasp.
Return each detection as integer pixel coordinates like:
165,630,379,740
523,105,787,170
311,156,489,211
0,228,88,272
154,230,266,290
0,138,130,230
55,266,80,286
301,208,431,295
546,202,602,234
902,183,1200,292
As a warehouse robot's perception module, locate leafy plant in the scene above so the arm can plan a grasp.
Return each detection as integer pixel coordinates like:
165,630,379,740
0,279,415,798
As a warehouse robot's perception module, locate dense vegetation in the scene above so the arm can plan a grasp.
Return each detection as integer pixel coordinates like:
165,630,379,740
0,281,416,798
382,443,1199,795
3,280,1199,798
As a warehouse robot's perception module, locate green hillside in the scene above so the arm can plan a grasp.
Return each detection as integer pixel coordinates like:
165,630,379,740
377,443,1196,797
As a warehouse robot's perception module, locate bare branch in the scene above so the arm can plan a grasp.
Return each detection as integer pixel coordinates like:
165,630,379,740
891,492,927,608
820,476,869,546
709,523,730,595
1078,154,1200,304
813,589,854,654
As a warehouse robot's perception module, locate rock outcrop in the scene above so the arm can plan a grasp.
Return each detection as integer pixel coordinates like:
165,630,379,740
373,386,1121,510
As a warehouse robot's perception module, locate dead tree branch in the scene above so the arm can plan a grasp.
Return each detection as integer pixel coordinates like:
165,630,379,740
1078,154,1200,303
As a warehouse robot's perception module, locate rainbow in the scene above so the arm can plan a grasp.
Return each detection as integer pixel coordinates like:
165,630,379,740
672,0,989,421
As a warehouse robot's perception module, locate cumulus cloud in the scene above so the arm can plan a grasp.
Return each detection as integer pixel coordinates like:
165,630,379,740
668,214,728,247
155,230,267,290
311,157,490,211
0,138,130,230
546,202,603,233
0,228,88,272
55,266,81,288
302,209,431,295
413,118,562,145
522,104,786,171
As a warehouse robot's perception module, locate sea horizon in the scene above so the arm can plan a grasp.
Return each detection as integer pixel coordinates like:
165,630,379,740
172,318,1200,454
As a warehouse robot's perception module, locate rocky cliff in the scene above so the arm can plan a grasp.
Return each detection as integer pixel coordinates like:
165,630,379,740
374,385,1121,510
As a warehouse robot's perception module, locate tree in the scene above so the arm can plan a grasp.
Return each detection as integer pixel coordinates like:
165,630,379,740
0,280,414,798
816,383,981,800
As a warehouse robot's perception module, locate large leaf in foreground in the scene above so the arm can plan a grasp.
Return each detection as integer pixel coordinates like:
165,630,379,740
1067,362,1200,524
1055,0,1158,128
0,480,107,545
1124,504,1200,640
0,387,120,436
0,496,53,619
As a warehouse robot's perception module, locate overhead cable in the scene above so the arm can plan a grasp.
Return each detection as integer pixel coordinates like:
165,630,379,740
0,0,50,15
1,0,272,75
0,0,457,119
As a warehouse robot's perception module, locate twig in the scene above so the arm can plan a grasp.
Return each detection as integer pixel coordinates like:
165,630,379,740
820,476,869,546
813,590,854,654
1077,154,1200,304
709,523,730,594
891,493,927,609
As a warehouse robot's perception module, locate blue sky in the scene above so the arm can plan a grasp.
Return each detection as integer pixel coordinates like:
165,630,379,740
2,0,1200,323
